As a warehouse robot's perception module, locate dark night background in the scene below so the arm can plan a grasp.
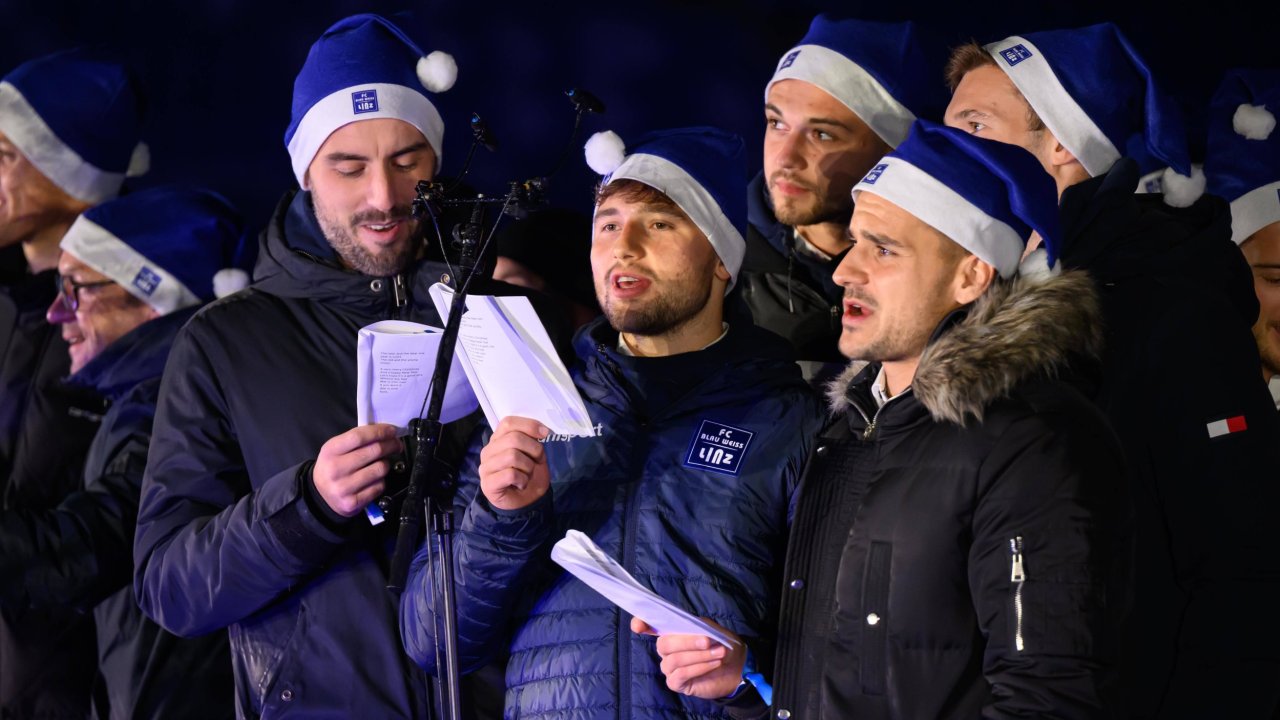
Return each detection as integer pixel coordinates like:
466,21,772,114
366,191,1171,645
1,0,1271,237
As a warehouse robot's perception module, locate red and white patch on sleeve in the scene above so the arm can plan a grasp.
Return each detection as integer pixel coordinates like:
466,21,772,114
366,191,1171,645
1206,415,1248,439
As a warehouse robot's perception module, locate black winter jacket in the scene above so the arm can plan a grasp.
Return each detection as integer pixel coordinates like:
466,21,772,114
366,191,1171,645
764,271,1131,719
732,173,846,382
1058,159,1280,718
0,264,101,719
1,308,234,719
134,191,554,719
401,317,824,719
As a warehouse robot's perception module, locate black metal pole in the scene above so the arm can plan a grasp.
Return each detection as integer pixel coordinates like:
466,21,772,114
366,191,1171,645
387,199,485,720
429,496,462,720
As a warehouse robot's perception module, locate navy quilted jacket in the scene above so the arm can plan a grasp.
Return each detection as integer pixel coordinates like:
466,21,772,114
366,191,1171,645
402,316,824,719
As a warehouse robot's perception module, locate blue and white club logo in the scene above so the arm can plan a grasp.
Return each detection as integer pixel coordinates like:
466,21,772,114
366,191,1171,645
684,420,754,476
863,163,889,185
1000,44,1034,67
779,50,801,70
352,89,379,115
132,267,162,296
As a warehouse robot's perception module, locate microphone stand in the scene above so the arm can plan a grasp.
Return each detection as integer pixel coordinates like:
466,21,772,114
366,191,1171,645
385,88,603,720
388,199,485,720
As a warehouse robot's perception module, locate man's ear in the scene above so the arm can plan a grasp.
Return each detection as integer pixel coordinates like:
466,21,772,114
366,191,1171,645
714,259,731,283
953,254,997,306
1044,132,1079,171
301,169,312,191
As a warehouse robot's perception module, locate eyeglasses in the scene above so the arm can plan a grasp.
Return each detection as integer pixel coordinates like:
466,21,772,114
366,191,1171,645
55,273,116,312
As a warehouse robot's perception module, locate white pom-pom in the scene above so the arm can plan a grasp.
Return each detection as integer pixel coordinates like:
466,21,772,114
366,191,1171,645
417,51,457,93
213,268,250,299
585,131,626,176
1017,247,1060,283
1234,103,1276,141
126,142,150,177
1161,164,1205,208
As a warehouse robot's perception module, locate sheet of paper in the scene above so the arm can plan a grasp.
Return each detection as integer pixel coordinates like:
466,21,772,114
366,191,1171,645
428,284,594,437
551,530,737,648
355,320,478,434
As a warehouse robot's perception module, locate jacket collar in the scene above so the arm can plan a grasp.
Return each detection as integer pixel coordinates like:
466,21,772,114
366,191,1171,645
747,172,848,295
574,314,800,418
251,190,462,320
826,270,1102,427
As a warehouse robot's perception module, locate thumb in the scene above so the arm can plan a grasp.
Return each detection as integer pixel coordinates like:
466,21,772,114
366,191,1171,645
630,616,657,636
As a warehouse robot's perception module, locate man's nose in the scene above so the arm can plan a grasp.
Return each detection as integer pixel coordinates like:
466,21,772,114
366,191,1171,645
832,245,868,288
46,293,74,324
365,165,396,211
774,130,807,170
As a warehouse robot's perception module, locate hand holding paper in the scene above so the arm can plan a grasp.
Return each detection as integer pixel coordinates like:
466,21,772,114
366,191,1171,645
478,416,551,511
550,530,736,648
632,616,748,700
312,423,402,517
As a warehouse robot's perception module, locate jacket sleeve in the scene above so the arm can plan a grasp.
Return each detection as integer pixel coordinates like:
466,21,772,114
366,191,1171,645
400,424,556,674
969,403,1129,719
0,420,147,611
133,322,349,637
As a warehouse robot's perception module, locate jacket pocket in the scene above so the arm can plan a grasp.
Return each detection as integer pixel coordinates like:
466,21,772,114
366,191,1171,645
244,602,307,715
860,540,892,695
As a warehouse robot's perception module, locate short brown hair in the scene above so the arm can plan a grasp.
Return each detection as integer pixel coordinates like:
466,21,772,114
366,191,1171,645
945,41,1046,133
593,178,681,212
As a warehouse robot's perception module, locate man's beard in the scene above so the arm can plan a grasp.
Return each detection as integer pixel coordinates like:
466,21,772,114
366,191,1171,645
1255,320,1280,377
599,262,716,338
769,172,852,228
314,196,419,277
837,288,929,365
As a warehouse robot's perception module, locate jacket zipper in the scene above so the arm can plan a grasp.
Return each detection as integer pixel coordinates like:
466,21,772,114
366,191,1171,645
786,246,795,313
853,388,911,441
391,273,408,317
1009,536,1026,652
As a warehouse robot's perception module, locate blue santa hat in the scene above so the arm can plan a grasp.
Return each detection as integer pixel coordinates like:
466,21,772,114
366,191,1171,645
584,126,747,290
766,15,943,148
983,24,1193,188
1205,68,1280,245
0,48,148,204
851,120,1061,279
284,13,457,187
60,187,249,315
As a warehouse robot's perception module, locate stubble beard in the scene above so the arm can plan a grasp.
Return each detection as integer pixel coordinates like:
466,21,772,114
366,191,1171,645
837,290,931,365
313,195,419,277
769,173,853,229
599,262,716,339
1255,320,1280,378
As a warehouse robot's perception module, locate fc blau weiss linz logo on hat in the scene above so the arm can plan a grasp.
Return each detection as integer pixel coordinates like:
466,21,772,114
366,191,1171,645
779,50,801,70
1001,44,1034,67
132,267,162,296
351,89,379,115
863,163,889,185
684,420,754,476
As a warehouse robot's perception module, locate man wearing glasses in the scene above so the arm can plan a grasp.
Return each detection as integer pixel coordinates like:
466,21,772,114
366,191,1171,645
0,48,147,719
0,187,247,719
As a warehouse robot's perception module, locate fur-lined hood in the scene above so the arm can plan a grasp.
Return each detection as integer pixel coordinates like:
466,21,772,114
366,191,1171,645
826,269,1103,426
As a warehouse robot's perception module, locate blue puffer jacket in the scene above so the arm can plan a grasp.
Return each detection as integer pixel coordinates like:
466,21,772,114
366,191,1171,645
402,317,824,720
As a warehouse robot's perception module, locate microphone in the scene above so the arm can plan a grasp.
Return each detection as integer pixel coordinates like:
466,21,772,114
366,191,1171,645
566,88,605,115
470,113,498,152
